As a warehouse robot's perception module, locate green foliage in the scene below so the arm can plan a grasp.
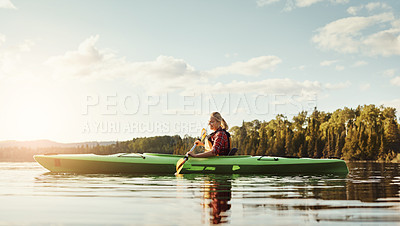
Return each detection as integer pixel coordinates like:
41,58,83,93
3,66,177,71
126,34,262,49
230,105,400,161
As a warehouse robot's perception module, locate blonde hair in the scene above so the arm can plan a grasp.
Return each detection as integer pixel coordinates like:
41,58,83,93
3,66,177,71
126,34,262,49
210,112,229,130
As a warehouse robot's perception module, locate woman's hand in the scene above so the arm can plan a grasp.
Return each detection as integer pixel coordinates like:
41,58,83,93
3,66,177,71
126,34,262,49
186,151,195,157
194,140,204,146
186,140,204,157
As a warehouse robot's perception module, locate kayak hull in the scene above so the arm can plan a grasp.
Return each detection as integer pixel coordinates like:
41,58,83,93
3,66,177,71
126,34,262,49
34,153,349,175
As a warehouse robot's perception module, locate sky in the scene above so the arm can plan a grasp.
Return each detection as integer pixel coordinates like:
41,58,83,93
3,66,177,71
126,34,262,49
0,0,399,143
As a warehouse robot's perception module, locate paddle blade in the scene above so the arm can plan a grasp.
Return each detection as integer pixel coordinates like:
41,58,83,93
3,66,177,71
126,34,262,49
200,128,207,142
175,157,187,175
175,129,206,175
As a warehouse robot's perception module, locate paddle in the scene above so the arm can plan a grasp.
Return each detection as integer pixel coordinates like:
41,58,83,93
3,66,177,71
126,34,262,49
175,128,207,175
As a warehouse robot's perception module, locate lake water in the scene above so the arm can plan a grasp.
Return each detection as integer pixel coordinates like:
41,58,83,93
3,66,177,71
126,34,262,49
0,162,399,225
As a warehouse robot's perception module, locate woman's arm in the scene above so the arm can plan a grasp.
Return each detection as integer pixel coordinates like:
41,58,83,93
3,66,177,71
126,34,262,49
188,150,216,158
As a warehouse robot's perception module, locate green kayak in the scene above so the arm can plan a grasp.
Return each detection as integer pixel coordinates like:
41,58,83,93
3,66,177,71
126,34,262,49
34,153,348,175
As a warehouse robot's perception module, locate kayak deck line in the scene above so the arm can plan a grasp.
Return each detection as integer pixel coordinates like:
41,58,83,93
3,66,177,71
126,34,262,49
34,153,349,175
117,153,146,159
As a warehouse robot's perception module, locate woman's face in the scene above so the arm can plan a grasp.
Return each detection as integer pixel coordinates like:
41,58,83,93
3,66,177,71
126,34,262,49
208,117,221,131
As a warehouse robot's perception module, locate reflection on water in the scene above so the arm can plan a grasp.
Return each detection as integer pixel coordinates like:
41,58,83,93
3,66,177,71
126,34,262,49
202,176,232,224
0,162,399,225
347,162,400,203
234,162,400,224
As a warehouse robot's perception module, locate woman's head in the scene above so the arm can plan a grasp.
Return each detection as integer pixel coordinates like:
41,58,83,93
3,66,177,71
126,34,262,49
209,112,229,131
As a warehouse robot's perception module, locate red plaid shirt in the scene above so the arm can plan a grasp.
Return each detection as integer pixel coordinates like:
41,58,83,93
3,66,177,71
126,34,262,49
210,127,230,156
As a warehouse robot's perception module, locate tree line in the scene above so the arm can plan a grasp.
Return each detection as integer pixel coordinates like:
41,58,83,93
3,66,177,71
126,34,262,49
1,105,399,162
230,105,400,161
0,135,196,161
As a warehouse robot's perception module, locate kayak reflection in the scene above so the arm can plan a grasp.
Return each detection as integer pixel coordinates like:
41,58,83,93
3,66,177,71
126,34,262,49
202,177,232,224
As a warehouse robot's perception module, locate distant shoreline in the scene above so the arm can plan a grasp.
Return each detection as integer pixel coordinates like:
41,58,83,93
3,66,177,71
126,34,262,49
0,140,117,149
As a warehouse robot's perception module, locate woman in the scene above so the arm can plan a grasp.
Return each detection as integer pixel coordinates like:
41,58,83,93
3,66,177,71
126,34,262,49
187,112,231,157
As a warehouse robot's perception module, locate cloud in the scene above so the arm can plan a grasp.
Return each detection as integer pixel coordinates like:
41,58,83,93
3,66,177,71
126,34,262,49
45,35,205,94
46,36,282,90
383,69,396,77
45,35,119,78
126,56,204,94
130,56,200,79
257,0,280,7
363,26,400,56
0,34,33,78
347,6,362,16
41,35,351,98
0,0,16,9
18,40,35,52
331,0,348,3
296,65,306,71
347,3,391,16
325,81,351,90
258,0,348,11
295,0,323,8
312,12,400,56
209,55,282,76
284,0,326,12
390,76,400,86
335,65,345,71
320,60,338,66
352,61,367,67
365,2,391,12
319,60,345,70
205,78,322,97
46,35,103,69
0,35,35,79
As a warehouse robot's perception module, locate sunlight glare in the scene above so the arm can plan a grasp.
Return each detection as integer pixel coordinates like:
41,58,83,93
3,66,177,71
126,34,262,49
4,79,68,141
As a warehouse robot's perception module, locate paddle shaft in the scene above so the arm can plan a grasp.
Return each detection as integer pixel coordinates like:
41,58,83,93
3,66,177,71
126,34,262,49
175,129,206,175
188,143,197,153
181,144,196,164
175,144,198,174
